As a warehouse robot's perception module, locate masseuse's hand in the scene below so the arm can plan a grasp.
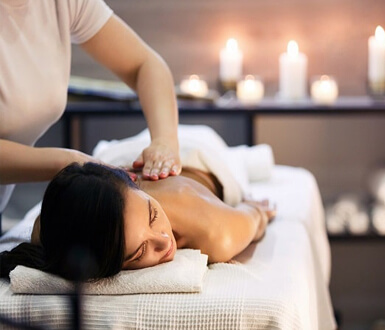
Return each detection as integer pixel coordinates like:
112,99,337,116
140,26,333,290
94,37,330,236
132,139,181,180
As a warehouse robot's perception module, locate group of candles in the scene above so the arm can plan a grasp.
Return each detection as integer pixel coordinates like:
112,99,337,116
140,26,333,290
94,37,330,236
180,25,385,105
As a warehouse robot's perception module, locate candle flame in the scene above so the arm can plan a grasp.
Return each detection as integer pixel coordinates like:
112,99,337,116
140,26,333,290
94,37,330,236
287,40,299,56
375,25,385,43
226,38,239,52
245,75,255,81
189,74,200,81
320,75,330,81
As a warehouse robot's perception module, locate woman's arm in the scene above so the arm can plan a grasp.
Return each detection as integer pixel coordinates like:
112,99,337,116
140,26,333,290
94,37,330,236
0,139,96,184
79,15,180,180
195,201,270,263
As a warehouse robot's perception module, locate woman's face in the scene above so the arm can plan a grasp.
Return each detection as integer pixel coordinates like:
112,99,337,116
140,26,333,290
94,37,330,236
121,188,176,270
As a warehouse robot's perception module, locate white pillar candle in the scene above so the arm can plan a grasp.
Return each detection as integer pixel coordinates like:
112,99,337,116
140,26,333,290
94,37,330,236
236,75,264,105
180,75,209,98
219,38,243,82
310,75,339,105
368,26,385,88
279,40,308,100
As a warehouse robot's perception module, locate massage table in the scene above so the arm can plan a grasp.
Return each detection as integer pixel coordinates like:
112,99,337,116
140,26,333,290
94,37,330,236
0,164,337,329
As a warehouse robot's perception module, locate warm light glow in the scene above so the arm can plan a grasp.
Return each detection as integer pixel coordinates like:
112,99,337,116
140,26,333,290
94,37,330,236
180,75,208,97
319,76,333,92
226,38,239,52
188,75,201,93
244,75,256,90
375,25,385,43
311,75,338,105
236,75,264,104
287,40,299,56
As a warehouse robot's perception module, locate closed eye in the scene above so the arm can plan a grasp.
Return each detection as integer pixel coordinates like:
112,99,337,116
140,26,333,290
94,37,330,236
134,242,147,262
126,199,158,264
150,203,158,225
134,200,157,262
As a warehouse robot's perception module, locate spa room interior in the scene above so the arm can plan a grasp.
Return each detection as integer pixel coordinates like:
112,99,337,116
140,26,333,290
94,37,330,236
1,0,385,329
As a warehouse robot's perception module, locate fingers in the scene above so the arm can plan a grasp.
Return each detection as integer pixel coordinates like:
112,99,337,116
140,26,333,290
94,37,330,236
132,155,144,169
142,160,181,180
243,198,277,223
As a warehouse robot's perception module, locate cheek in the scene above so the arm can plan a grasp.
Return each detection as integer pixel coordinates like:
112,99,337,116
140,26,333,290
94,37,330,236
159,209,172,231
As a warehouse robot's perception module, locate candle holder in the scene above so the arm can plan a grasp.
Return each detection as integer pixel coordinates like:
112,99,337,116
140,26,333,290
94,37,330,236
219,38,243,94
310,75,339,106
367,80,385,99
178,75,209,98
218,79,237,94
236,75,264,105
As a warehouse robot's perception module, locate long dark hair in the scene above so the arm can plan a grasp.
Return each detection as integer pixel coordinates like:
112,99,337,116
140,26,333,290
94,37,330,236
0,162,137,281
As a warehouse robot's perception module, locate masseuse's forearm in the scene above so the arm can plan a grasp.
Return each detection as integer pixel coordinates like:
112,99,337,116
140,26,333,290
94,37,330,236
134,53,179,145
0,139,92,184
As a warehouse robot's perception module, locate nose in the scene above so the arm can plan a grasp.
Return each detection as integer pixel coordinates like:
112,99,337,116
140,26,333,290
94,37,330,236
152,231,169,252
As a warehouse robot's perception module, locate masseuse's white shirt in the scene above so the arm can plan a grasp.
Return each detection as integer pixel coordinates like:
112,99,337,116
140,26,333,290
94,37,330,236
0,0,113,212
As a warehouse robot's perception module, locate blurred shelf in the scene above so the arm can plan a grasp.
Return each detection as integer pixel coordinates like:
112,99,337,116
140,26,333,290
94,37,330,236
328,233,385,242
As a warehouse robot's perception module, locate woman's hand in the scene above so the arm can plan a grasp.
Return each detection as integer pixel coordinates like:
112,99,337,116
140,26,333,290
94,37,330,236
132,138,181,180
242,199,276,223
241,199,277,242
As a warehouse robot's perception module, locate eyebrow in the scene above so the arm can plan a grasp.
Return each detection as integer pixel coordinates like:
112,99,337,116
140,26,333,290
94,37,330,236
124,198,151,262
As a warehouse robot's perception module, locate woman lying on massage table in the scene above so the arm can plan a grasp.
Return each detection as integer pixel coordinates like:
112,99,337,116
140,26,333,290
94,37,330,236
0,162,275,281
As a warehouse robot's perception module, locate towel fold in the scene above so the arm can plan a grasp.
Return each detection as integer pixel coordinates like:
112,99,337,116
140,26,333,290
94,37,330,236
10,249,208,295
93,125,275,206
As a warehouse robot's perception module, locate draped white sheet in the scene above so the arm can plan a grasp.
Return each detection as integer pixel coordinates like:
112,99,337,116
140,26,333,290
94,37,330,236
0,166,336,330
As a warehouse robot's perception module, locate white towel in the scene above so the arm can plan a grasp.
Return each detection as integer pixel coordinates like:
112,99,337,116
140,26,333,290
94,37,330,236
10,249,208,295
93,125,275,206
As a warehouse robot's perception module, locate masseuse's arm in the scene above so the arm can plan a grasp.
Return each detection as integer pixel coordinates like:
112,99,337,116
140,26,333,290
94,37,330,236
0,139,96,184
80,15,181,180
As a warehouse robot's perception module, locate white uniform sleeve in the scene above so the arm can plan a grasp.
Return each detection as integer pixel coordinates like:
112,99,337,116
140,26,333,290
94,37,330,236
68,0,114,44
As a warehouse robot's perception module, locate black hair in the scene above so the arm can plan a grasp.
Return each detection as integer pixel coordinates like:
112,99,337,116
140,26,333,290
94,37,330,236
0,162,137,282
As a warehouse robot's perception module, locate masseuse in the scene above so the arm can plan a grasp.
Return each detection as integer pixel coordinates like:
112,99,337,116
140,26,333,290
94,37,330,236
0,0,181,232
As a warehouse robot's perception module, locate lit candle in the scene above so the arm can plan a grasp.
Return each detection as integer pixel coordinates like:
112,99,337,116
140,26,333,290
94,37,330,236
311,75,339,105
219,38,243,82
279,40,308,100
179,75,209,98
368,25,385,93
236,75,264,105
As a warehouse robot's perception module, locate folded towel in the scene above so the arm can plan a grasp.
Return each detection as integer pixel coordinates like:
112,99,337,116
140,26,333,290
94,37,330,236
93,125,275,206
10,249,208,295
